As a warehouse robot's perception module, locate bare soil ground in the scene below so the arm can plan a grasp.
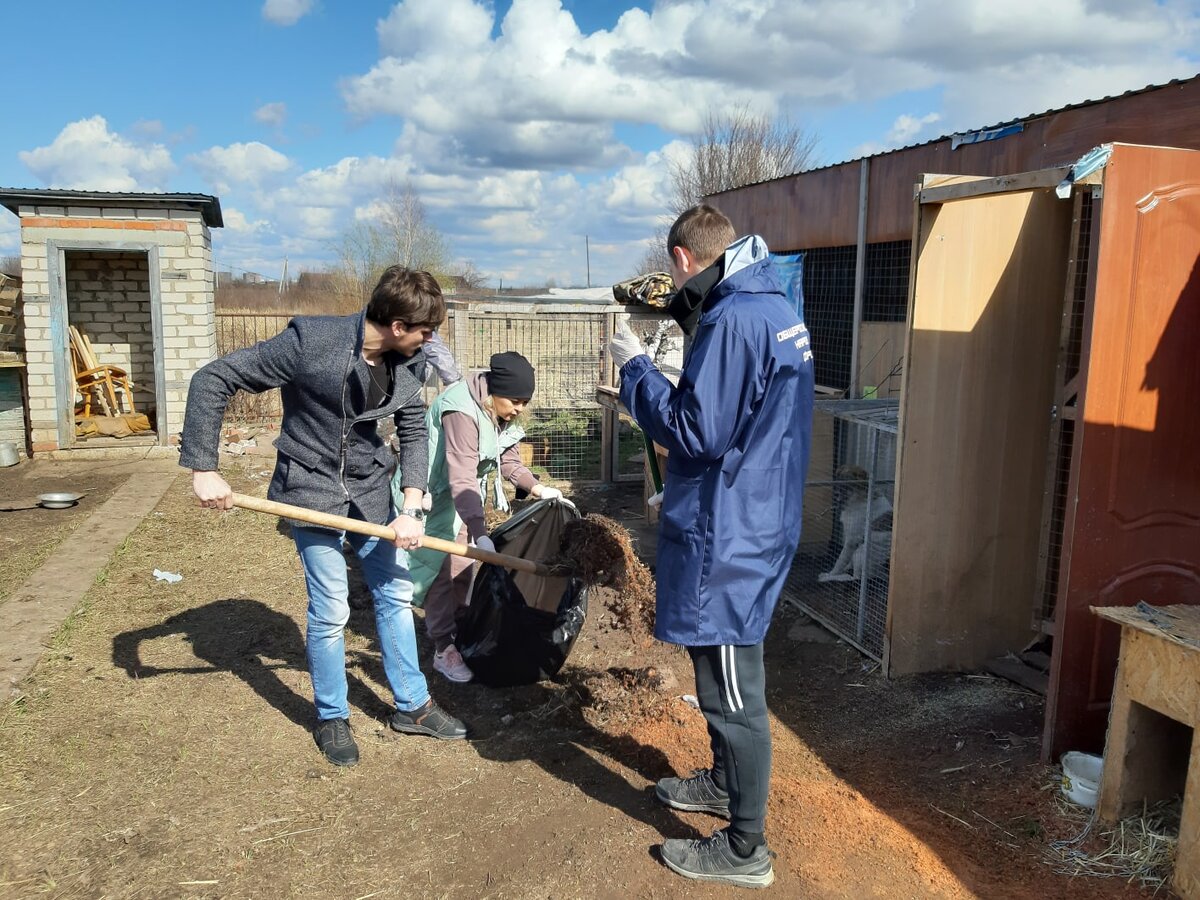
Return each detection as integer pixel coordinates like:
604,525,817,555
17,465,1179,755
0,460,145,605
0,463,1154,899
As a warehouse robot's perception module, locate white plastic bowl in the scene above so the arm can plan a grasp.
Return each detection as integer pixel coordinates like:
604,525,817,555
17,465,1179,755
1061,751,1104,808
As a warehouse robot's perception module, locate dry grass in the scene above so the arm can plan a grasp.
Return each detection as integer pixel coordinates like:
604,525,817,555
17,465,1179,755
1047,791,1180,892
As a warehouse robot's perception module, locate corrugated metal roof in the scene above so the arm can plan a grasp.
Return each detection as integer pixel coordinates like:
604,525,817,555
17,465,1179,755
710,73,1200,196
0,188,223,227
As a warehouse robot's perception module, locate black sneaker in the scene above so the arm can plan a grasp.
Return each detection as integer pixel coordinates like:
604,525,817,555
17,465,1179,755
314,718,359,767
388,698,468,740
655,768,731,818
659,829,774,889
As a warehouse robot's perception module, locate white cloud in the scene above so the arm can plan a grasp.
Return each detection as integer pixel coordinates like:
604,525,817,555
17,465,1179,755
189,141,293,194
344,0,1198,173
18,116,174,191
217,0,1200,288
262,0,314,26
222,208,272,235
254,102,287,128
887,113,942,145
131,119,164,138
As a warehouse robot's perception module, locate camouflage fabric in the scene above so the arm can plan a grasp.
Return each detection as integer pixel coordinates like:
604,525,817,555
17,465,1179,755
612,271,675,308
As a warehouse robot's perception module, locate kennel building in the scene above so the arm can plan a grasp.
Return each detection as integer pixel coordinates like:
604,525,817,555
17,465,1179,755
712,78,1200,759
0,189,223,453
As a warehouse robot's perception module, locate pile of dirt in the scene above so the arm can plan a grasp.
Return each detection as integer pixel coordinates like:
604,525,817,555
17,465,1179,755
556,515,656,641
560,662,679,729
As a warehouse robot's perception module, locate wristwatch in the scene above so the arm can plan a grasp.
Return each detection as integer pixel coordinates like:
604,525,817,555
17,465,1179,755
399,507,425,521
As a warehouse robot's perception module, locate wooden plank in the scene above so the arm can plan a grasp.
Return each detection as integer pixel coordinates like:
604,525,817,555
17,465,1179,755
1178,736,1200,899
1094,604,1200,651
886,187,1073,675
983,656,1049,694
1097,627,1196,856
918,166,1074,205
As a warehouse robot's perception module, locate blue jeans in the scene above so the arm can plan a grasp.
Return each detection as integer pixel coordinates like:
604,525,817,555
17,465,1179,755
293,525,430,722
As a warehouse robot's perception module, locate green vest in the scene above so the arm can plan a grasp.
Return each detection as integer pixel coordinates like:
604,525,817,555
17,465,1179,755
393,379,525,604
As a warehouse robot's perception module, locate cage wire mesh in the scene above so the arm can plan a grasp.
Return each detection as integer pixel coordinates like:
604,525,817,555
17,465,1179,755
798,245,856,392
437,304,615,484
800,241,911,397
858,240,911,400
784,399,898,660
614,315,685,480
1035,189,1095,629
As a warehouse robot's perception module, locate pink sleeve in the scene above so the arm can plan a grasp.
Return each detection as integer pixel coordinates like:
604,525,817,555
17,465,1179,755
500,441,539,493
442,412,488,541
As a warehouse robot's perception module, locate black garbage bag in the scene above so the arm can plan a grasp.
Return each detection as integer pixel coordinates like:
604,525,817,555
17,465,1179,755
455,498,588,686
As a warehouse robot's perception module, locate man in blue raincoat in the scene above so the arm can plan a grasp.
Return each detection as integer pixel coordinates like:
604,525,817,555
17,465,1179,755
609,204,814,888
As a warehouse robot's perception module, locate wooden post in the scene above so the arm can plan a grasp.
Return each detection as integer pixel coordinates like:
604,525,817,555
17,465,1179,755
1179,734,1200,898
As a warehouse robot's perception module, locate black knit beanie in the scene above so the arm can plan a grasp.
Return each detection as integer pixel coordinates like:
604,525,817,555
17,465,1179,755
487,351,535,398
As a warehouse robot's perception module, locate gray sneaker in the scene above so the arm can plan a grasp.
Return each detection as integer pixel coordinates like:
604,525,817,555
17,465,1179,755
655,768,731,818
388,698,468,740
659,829,774,889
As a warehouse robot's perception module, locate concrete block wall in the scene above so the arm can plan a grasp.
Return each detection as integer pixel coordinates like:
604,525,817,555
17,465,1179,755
18,203,216,451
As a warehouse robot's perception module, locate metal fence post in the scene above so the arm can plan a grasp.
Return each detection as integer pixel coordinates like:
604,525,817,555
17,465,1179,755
600,310,616,483
856,425,878,644
850,157,870,399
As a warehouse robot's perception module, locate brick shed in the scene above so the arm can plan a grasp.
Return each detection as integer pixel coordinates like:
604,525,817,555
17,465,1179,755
0,189,223,454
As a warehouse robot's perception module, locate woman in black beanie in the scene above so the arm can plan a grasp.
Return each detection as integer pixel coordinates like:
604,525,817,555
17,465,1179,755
397,351,571,683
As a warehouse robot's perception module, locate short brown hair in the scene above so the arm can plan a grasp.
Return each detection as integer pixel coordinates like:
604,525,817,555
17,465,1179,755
667,204,736,268
365,266,446,327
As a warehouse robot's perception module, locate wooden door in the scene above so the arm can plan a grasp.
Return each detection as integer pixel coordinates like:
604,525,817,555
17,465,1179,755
1044,144,1200,759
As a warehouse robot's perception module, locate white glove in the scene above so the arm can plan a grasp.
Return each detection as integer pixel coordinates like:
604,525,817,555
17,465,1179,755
608,326,646,370
472,535,496,554
647,490,664,509
536,486,576,509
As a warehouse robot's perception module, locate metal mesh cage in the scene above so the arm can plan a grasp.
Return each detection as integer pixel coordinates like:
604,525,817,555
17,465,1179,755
437,304,611,483
1034,189,1095,628
783,399,898,659
799,245,856,391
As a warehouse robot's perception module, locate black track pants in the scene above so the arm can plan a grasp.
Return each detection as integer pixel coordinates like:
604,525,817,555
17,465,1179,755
688,642,771,836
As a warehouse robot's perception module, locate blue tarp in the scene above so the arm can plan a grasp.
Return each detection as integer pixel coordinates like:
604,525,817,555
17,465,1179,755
771,251,805,320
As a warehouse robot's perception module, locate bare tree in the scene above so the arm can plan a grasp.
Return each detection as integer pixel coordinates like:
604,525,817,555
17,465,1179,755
331,180,452,305
670,109,819,215
446,259,489,293
630,109,819,279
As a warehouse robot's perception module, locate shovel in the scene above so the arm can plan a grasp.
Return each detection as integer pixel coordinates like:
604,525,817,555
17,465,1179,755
231,493,552,577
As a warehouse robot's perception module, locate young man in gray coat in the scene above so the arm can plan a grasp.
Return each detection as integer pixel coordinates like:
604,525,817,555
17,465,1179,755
181,266,467,766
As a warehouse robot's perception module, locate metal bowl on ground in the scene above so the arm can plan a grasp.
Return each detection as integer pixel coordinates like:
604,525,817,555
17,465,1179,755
38,492,83,509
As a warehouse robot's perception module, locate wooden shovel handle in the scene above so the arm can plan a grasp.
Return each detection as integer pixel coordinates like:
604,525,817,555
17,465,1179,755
230,493,551,577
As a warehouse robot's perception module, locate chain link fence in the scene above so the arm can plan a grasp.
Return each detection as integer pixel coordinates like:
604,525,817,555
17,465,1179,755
783,399,898,660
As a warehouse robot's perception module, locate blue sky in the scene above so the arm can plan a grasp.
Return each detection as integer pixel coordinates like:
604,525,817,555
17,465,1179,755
2,0,1198,287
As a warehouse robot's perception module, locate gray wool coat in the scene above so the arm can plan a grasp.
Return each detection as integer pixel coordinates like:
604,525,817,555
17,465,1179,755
179,311,429,526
